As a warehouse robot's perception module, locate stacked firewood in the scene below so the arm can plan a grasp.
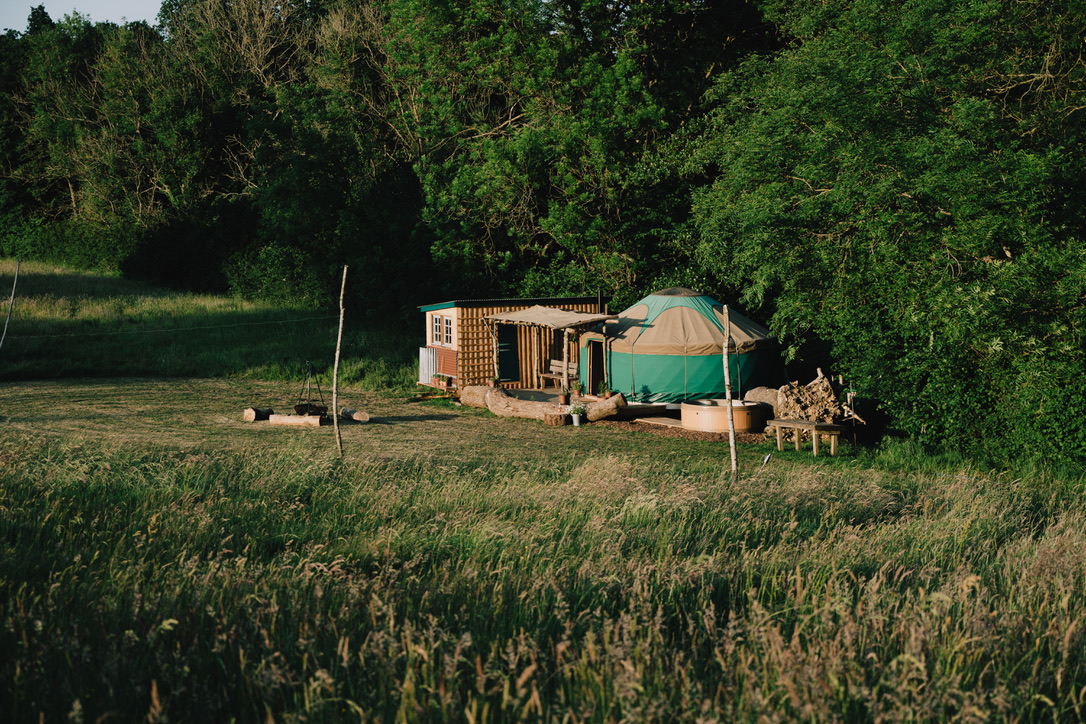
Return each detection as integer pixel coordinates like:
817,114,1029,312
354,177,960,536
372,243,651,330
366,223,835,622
746,369,863,441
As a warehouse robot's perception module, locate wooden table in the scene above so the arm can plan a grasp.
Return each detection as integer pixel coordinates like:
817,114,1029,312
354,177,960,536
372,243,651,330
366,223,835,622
767,419,848,456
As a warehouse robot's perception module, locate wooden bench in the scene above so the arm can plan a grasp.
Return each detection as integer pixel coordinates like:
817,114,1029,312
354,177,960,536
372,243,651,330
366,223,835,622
767,419,849,457
539,360,578,388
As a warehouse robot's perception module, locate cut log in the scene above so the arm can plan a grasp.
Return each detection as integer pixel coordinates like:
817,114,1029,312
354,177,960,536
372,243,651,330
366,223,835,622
484,387,553,420
544,412,568,426
459,385,491,410
458,386,627,423
243,408,273,422
584,393,627,422
340,407,370,423
269,414,327,427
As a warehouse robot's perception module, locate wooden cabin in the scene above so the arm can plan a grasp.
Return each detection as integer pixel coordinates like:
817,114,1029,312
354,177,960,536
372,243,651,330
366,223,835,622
419,296,611,391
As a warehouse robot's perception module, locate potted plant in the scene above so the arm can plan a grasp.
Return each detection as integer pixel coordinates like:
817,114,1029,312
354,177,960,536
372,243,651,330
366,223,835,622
597,381,612,399
558,386,570,406
570,380,583,399
431,374,450,388
568,402,586,427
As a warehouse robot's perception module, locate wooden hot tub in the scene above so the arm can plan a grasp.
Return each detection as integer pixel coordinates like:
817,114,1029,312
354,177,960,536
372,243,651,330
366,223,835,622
680,399,766,433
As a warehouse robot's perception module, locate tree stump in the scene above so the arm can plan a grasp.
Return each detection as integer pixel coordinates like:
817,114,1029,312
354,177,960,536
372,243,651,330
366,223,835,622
544,412,568,426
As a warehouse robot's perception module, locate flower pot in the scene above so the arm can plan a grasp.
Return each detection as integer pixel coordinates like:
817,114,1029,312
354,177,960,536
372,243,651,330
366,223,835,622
558,394,569,405
571,413,582,427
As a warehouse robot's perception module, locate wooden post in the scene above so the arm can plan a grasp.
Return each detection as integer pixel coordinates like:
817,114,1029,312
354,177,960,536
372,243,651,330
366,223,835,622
0,258,19,358
561,328,570,391
532,325,539,388
723,305,738,481
488,319,500,382
332,265,347,457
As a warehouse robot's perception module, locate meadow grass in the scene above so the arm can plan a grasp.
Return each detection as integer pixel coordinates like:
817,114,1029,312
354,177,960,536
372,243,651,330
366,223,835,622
2,259,1084,722
2,433,1084,722
0,259,417,390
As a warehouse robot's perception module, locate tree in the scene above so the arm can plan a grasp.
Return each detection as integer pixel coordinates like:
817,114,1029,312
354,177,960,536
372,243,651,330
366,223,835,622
682,0,1086,465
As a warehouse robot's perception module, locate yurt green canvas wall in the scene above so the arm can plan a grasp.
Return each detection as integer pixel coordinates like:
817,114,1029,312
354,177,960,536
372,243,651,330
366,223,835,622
580,288,776,403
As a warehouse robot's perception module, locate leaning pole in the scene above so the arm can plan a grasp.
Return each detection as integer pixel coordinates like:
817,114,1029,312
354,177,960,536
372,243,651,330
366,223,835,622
723,305,739,480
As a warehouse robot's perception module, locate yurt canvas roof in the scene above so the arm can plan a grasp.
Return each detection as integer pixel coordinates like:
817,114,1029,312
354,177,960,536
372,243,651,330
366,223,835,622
602,288,773,355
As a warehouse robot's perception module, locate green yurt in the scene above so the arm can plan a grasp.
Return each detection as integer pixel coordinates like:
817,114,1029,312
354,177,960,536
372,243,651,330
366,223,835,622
580,288,777,403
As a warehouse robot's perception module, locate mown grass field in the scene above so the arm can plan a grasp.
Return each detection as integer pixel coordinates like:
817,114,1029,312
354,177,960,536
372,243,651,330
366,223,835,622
1,260,1084,722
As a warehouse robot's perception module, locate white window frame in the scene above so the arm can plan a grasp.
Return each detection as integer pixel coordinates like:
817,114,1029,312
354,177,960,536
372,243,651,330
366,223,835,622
431,313,455,347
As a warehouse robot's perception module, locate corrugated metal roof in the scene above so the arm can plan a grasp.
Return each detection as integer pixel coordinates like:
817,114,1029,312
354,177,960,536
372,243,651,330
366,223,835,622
419,295,610,313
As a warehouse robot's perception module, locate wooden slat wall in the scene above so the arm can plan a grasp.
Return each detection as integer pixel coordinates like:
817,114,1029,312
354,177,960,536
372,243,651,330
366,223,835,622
435,347,457,377
455,302,598,388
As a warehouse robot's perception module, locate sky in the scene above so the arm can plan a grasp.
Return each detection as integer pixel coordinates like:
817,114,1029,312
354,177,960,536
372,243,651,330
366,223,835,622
1,0,162,33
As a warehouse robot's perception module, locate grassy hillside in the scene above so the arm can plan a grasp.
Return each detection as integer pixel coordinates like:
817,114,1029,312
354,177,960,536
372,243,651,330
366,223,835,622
0,259,417,389
1,261,1084,722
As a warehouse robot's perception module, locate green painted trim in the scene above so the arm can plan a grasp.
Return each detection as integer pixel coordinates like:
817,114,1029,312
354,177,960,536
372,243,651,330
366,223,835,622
420,301,456,312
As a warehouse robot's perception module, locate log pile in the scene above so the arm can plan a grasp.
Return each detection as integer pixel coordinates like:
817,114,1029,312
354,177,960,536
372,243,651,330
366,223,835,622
777,370,846,424
749,369,861,442
459,386,627,423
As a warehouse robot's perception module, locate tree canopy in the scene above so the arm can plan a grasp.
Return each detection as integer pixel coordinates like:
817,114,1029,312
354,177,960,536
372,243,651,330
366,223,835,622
1,0,1083,466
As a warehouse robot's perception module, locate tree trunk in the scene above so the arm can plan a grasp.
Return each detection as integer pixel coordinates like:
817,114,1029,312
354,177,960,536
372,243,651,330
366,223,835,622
459,386,626,423
483,387,553,420
584,393,627,421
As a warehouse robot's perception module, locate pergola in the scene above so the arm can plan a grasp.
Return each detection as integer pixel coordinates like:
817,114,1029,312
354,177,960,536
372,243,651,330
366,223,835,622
483,305,616,390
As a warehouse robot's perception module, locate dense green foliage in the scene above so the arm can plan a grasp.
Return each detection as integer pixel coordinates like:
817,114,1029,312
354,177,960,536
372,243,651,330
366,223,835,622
673,0,1086,466
1,1,1083,466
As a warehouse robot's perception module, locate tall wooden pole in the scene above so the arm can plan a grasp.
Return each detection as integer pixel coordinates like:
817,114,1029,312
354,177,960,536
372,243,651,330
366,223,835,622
723,305,739,480
332,265,347,457
0,258,20,358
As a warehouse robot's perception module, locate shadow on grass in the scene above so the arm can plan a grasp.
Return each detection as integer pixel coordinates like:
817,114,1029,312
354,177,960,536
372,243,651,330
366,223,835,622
371,414,458,424
1,269,176,300
0,303,418,391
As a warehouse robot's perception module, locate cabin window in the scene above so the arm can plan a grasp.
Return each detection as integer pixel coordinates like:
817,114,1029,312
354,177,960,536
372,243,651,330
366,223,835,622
431,314,454,347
